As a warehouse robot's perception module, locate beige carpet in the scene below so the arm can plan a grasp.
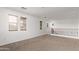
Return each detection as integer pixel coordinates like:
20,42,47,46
0,35,79,51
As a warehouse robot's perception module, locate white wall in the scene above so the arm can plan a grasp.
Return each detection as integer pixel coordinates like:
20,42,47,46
46,19,78,37
78,11,79,37
0,8,47,46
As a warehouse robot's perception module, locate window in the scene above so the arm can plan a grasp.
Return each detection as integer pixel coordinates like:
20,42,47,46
40,21,42,30
8,14,18,31
20,16,26,31
47,23,48,27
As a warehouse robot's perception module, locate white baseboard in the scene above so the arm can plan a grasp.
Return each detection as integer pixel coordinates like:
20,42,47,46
50,34,79,39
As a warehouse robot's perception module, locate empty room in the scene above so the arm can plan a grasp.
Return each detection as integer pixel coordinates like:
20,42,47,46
0,7,79,51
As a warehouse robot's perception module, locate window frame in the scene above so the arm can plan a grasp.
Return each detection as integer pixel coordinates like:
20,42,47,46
20,16,27,31
8,14,18,31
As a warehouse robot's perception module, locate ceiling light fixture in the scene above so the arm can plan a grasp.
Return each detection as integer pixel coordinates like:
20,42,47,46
43,16,47,18
41,7,45,8
21,7,27,10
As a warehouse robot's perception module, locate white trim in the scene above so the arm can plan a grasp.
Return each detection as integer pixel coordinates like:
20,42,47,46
50,34,79,39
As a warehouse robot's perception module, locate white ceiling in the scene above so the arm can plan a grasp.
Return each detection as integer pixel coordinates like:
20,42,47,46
6,7,79,20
